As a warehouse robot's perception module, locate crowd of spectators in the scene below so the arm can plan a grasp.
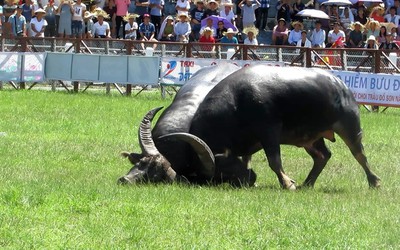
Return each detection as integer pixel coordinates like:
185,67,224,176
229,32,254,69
0,0,399,50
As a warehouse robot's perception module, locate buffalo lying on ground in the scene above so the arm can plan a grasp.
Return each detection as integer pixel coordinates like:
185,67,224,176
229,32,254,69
119,65,381,189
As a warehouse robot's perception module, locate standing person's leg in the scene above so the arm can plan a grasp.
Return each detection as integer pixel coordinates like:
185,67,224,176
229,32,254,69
261,7,269,30
115,15,123,38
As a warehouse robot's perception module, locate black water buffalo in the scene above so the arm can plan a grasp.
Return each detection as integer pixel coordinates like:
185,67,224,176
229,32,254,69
119,63,256,186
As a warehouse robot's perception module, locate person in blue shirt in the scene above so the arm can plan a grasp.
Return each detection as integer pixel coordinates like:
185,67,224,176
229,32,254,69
220,27,238,44
8,5,26,37
139,13,157,50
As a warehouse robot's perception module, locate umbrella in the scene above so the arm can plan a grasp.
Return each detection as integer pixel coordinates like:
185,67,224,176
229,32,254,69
357,0,383,2
321,0,352,5
296,9,330,19
201,15,238,32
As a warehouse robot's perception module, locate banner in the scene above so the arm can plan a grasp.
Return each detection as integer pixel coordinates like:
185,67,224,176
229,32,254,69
0,52,45,82
160,57,285,85
331,70,400,107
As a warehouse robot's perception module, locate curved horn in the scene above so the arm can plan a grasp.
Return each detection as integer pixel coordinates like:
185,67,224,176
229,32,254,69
158,132,215,178
139,107,163,156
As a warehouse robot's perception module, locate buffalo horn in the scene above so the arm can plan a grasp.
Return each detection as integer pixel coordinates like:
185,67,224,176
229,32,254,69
139,107,163,156
158,132,215,178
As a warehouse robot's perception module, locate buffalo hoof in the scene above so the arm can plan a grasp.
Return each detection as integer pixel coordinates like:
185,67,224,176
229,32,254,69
282,179,296,190
117,176,132,185
368,175,381,188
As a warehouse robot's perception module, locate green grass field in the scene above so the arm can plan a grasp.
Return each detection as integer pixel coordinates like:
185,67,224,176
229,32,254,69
1,90,399,249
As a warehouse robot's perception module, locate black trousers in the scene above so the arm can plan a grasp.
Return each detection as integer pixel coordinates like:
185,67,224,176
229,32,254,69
115,15,127,38
255,7,269,30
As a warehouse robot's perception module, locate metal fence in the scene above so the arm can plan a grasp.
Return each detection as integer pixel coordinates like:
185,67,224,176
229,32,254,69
1,37,399,94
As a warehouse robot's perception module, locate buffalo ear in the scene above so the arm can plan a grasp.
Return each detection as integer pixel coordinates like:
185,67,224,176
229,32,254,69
121,152,143,164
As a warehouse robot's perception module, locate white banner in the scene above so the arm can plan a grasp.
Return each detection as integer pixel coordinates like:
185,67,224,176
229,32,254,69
0,52,45,82
160,57,285,85
331,70,400,107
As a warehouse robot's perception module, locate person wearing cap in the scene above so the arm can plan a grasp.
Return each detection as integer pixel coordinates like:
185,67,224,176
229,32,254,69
44,0,57,37
71,0,86,38
272,17,288,45
158,15,175,40
57,0,73,38
379,31,400,49
288,20,302,46
310,20,325,48
8,5,26,37
30,8,47,37
190,0,206,41
204,0,220,18
239,0,260,28
175,0,190,16
139,13,157,50
124,13,138,39
92,10,111,38
83,11,94,38
243,25,258,46
174,12,191,42
149,0,164,36
220,2,235,25
348,21,364,48
327,22,345,47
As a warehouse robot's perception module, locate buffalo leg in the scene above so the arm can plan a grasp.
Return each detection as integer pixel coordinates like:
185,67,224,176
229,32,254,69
302,138,332,187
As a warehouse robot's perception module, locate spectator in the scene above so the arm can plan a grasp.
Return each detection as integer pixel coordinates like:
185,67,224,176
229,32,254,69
385,6,400,28
30,8,47,37
327,22,345,47
204,0,219,18
92,10,111,38
215,20,226,41
220,27,238,44
311,20,325,48
82,10,94,38
243,25,258,45
200,16,217,37
124,13,138,39
276,0,290,25
199,26,215,51
174,11,191,42
391,26,399,39
220,2,235,25
149,0,163,36
239,0,259,28
21,0,34,36
377,25,387,44
369,6,385,22
190,0,206,41
340,7,354,32
72,0,86,38
272,17,288,45
365,35,378,49
57,0,73,38
379,31,400,49
348,21,364,48
365,19,380,39
8,5,26,37
296,30,311,53
139,13,157,49
115,0,130,38
158,15,175,40
175,0,190,15
288,20,302,46
44,0,57,37
103,0,116,38
328,5,340,29
291,0,304,22
354,7,367,25
392,0,400,16
254,0,269,31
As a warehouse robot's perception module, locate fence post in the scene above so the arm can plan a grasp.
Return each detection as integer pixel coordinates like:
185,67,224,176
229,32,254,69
374,50,381,73
242,45,248,60
0,37,4,52
186,43,192,58
305,48,312,68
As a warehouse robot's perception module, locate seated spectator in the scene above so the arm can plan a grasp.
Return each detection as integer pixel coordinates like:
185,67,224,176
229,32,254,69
340,7,354,33
220,2,235,25
369,6,385,23
379,32,400,49
385,7,400,28
391,26,400,40
377,25,387,44
199,26,216,51
124,13,139,40
296,30,311,48
158,15,175,41
327,22,345,47
92,10,111,38
83,11,94,38
30,8,47,37
365,19,380,40
139,13,158,49
348,21,364,48
200,17,217,38
354,7,368,25
190,0,206,41
175,0,190,16
215,20,227,42
204,0,220,18
311,20,325,48
220,27,238,44
272,18,288,45
365,35,378,49
174,12,191,42
288,21,302,46
239,0,260,28
243,25,258,46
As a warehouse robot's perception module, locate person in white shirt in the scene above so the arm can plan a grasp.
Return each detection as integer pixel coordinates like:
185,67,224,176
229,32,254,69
288,21,303,45
175,0,190,16
243,25,258,46
30,8,47,37
385,6,400,28
327,22,345,47
71,0,85,38
220,2,235,25
92,10,110,38
311,20,326,48
124,13,138,40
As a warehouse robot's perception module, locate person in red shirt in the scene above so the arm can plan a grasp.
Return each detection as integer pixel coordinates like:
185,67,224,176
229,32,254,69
199,26,215,52
369,6,385,23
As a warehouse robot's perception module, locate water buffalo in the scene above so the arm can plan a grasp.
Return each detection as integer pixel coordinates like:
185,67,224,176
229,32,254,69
119,63,256,186
175,65,381,189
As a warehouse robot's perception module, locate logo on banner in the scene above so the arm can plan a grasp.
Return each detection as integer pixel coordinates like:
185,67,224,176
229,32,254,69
163,60,177,78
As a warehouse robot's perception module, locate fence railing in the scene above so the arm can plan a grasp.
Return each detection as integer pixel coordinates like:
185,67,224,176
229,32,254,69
1,37,399,94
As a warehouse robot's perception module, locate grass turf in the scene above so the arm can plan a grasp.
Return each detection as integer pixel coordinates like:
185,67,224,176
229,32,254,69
0,90,399,249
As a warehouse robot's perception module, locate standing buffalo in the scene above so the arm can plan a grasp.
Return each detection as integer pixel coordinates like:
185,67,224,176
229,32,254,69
120,65,381,189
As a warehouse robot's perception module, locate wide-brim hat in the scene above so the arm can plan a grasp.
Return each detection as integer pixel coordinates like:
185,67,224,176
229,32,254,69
278,18,286,25
243,26,259,36
223,27,237,35
367,35,376,41
291,21,304,29
34,8,46,14
95,10,110,19
166,15,174,21
195,0,205,3
208,0,219,6
84,11,93,19
223,2,234,6
123,13,139,22
178,12,190,21
201,26,214,35
350,21,364,31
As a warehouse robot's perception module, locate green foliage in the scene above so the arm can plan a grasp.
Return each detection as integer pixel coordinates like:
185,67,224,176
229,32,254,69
0,90,399,249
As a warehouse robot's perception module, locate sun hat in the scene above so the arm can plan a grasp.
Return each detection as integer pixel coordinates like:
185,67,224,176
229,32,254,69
367,35,376,41
350,21,364,31
166,15,174,21
223,27,237,35
178,12,190,21
84,11,93,19
243,26,259,36
278,18,286,25
291,21,304,29
208,0,219,6
95,10,110,19
34,8,46,14
123,13,139,22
